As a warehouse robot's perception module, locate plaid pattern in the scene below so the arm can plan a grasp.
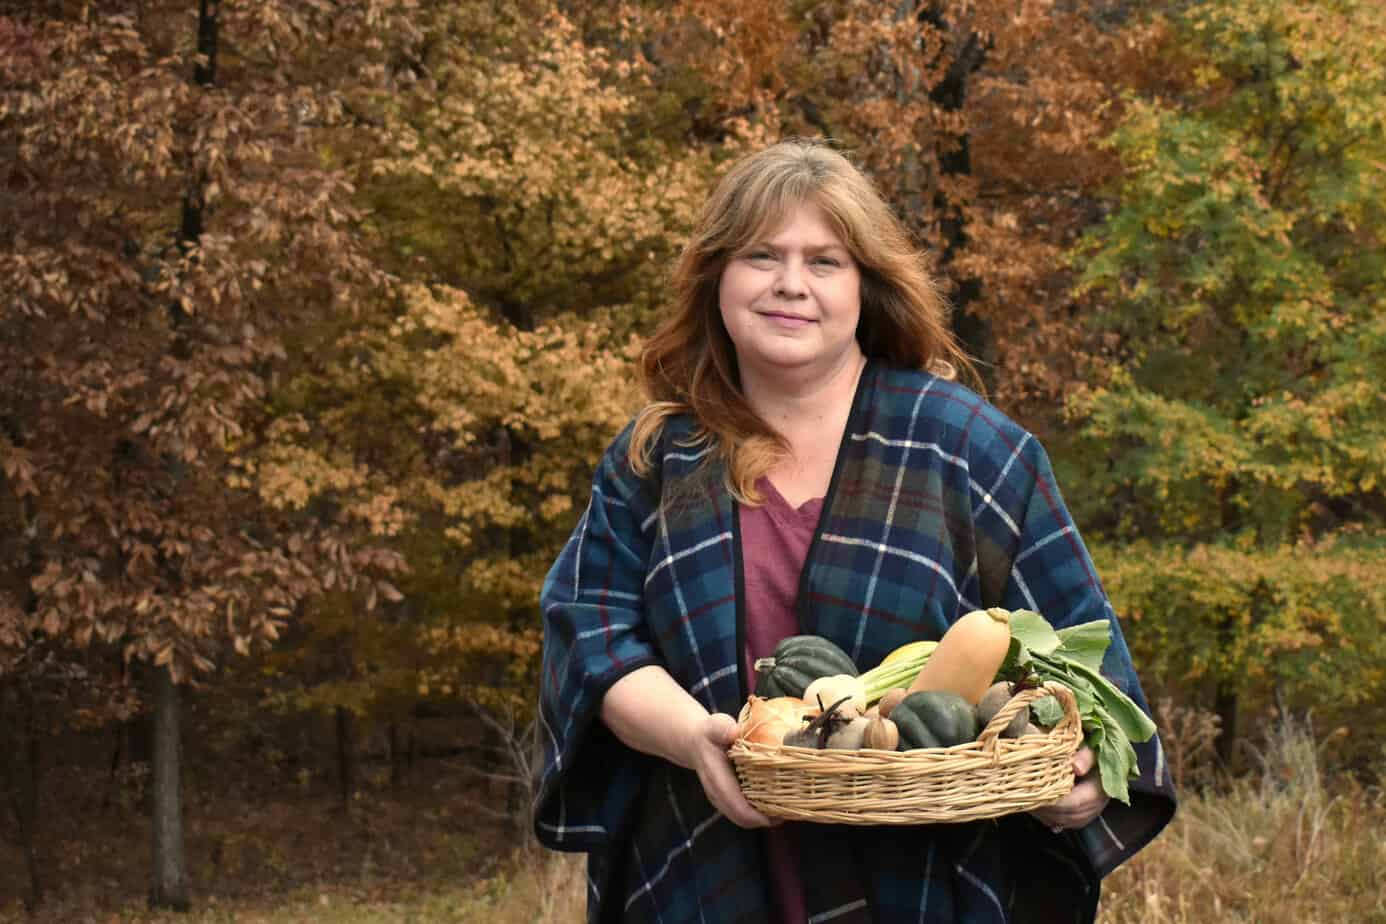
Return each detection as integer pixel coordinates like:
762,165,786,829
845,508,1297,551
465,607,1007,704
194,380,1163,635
535,364,1176,923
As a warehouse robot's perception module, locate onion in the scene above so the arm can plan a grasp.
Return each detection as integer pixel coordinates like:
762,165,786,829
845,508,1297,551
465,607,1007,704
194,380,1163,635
736,695,813,746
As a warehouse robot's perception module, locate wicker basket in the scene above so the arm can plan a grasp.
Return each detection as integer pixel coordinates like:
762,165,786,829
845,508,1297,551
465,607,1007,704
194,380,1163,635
727,682,1083,825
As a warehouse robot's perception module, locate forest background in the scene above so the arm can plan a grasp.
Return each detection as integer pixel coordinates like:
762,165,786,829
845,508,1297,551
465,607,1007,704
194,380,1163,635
1,0,1383,920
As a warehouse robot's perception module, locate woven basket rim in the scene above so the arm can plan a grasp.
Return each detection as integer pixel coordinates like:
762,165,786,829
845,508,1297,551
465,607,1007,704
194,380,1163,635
727,681,1084,824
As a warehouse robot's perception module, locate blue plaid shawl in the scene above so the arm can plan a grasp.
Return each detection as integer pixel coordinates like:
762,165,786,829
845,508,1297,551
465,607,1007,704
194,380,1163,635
535,364,1176,923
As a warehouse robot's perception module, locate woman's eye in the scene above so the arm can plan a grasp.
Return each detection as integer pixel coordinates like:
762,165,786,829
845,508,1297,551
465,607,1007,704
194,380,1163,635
813,257,841,267
745,251,775,263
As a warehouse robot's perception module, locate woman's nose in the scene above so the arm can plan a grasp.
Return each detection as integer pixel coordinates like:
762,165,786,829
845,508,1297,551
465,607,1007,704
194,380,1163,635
773,259,807,298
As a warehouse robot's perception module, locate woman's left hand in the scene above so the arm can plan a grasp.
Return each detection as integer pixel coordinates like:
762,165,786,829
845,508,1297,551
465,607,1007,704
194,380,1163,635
1029,746,1108,833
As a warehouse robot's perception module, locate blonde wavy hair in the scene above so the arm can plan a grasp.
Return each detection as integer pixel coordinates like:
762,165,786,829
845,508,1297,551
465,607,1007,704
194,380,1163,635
630,139,977,503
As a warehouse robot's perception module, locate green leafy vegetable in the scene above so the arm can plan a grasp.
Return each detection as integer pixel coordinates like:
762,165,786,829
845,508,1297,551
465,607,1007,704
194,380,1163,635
1031,694,1064,728
1009,610,1062,656
1002,610,1155,804
1053,621,1111,673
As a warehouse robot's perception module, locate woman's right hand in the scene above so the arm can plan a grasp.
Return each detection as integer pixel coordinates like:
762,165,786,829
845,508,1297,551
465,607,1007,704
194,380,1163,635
690,713,778,829
600,665,776,828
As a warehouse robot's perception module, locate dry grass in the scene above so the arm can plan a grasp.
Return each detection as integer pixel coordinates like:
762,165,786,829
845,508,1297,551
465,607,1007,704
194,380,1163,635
1098,714,1386,924
127,847,585,924
4,714,1381,923
0,754,530,922
496,712,1386,924
0,847,583,924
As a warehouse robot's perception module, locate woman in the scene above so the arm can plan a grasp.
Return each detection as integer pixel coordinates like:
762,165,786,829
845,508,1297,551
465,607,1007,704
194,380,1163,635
534,140,1175,923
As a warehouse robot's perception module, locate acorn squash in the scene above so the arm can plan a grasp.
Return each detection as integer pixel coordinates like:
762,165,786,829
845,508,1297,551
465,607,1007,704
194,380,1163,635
753,635,858,698
891,690,980,750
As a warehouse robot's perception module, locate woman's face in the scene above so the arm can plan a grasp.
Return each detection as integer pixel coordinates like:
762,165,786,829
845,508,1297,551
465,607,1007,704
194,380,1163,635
717,200,863,387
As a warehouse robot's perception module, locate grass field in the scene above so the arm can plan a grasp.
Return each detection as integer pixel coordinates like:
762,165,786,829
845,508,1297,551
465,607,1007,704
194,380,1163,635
3,717,1381,923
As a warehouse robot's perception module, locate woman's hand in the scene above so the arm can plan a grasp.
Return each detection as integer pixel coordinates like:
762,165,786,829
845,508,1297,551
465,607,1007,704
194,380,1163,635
600,666,775,829
691,713,777,829
1029,746,1108,833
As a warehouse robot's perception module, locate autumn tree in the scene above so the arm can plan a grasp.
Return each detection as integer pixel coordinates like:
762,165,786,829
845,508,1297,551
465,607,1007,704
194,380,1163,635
239,1,728,762
0,642,138,909
0,0,414,906
641,0,1163,408
271,0,1167,738
1063,0,1386,760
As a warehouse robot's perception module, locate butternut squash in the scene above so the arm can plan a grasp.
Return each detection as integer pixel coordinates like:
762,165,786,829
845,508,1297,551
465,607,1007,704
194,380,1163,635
906,607,1012,705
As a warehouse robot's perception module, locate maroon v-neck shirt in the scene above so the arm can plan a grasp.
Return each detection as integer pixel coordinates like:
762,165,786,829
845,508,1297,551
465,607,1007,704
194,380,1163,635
740,476,823,924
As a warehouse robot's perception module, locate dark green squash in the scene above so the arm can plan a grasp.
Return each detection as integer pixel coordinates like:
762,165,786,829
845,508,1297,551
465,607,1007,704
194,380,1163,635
753,635,858,698
892,690,980,750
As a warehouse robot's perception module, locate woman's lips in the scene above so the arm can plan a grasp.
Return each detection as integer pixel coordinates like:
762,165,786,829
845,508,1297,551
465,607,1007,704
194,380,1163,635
758,311,815,328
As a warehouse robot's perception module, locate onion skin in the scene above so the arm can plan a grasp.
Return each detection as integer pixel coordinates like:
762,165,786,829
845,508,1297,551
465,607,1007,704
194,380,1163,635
825,716,870,749
736,695,812,746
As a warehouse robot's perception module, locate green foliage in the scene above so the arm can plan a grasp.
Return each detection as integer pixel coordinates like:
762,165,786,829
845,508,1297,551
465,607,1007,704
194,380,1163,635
1092,538,1386,719
1064,0,1386,723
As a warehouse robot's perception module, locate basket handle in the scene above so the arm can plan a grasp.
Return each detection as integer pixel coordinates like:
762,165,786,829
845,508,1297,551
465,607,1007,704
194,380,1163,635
975,681,1081,750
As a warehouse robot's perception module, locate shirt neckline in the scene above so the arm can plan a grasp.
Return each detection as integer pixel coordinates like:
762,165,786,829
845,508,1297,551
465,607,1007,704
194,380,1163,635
757,475,825,524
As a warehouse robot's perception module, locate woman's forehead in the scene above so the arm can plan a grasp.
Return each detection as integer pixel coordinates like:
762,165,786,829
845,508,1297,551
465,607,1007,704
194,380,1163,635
743,196,852,249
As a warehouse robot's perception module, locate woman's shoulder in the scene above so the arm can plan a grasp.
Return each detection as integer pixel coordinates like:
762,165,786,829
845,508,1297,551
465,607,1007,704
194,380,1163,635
599,408,709,485
871,364,1034,455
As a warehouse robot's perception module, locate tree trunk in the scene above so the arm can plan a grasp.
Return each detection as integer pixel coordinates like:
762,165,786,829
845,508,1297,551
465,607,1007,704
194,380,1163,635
1214,684,1238,769
170,0,219,326
1,686,43,911
21,725,42,912
918,2,995,380
335,705,358,805
150,7,213,899
149,665,189,910
388,721,404,786
102,722,125,813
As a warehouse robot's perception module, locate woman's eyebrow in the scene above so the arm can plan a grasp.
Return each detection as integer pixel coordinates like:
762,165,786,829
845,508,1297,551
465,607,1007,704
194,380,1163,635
750,239,850,253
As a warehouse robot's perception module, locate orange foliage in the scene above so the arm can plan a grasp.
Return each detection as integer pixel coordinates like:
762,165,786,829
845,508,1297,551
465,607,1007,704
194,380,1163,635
0,2,418,683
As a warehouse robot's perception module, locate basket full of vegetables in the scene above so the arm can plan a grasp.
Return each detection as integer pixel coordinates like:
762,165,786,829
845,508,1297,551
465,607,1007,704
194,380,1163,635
726,608,1157,826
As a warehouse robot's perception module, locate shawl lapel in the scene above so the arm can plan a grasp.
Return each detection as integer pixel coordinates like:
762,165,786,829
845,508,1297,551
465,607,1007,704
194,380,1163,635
797,364,971,671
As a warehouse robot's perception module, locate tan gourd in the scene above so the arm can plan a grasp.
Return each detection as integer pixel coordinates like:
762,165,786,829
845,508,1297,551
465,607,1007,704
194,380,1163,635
862,715,900,750
976,681,1028,738
876,688,908,718
802,673,867,716
906,608,1012,705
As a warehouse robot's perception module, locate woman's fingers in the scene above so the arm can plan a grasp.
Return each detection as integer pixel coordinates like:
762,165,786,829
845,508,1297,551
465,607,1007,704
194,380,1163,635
1035,777,1108,828
1030,746,1109,832
696,714,776,828
705,711,739,748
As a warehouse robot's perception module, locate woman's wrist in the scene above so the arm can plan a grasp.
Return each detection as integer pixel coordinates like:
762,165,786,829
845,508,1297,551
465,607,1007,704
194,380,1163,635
600,664,712,769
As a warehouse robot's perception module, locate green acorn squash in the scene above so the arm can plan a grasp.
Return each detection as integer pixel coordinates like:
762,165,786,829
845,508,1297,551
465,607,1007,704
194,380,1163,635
753,635,858,698
891,690,980,750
